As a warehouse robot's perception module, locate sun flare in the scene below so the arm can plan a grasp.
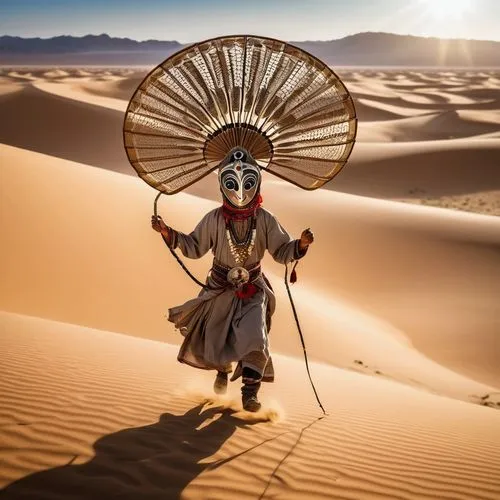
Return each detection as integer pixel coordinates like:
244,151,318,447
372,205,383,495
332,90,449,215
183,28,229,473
419,0,473,19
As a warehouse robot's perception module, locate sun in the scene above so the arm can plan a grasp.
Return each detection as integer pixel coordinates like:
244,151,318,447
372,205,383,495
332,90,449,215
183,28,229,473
419,0,473,19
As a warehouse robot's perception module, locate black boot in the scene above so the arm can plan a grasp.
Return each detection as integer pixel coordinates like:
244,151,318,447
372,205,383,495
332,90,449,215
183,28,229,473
241,382,262,412
213,371,228,395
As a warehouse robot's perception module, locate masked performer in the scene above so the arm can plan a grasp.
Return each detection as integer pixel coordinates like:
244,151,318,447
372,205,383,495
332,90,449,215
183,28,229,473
152,147,314,412
125,36,356,412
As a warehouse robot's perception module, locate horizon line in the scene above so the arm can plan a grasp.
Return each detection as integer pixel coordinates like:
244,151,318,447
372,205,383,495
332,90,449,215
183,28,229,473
2,31,500,44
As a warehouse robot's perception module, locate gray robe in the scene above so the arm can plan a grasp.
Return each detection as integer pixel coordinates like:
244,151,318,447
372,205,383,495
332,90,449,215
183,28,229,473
166,206,306,382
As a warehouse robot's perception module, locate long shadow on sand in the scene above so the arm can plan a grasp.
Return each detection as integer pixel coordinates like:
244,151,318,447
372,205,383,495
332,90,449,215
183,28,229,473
1,402,267,499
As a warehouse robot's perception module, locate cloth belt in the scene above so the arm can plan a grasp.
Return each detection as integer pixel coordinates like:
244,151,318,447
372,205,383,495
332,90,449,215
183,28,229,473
210,261,262,288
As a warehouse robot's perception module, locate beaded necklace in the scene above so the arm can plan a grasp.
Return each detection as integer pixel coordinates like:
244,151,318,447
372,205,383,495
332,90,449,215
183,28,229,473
226,217,257,265
222,194,261,266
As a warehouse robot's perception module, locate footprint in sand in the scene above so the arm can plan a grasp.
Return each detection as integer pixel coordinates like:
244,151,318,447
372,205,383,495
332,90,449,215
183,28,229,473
470,393,500,410
352,359,383,376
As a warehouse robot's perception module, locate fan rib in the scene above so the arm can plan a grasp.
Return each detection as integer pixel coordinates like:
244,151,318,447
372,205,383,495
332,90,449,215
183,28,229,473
266,78,343,132
275,118,357,143
140,84,214,134
166,66,226,135
216,41,237,144
274,138,356,152
256,60,305,135
124,130,205,147
152,73,217,129
130,151,200,164
128,109,206,139
272,153,346,164
126,145,200,152
270,160,335,181
198,46,234,153
148,78,220,132
245,41,275,133
134,154,201,170
141,162,213,186
259,61,316,136
266,96,354,140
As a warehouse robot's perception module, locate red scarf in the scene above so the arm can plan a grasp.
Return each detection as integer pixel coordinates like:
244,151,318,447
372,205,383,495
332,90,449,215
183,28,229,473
222,194,262,222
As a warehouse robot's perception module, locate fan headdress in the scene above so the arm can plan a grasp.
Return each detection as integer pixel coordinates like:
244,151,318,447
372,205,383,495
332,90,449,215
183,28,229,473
123,35,357,195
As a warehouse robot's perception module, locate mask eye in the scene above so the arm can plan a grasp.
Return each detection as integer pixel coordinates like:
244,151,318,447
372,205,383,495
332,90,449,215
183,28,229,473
224,179,237,190
243,170,258,191
244,178,256,190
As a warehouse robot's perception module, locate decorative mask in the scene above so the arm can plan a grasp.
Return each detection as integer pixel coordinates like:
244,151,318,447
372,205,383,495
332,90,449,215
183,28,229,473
218,148,261,208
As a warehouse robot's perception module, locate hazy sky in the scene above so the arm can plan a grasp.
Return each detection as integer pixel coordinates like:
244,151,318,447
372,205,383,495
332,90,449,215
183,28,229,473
1,0,499,42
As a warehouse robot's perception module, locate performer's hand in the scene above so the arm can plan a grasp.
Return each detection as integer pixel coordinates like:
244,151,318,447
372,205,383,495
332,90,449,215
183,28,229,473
299,228,314,250
151,215,170,237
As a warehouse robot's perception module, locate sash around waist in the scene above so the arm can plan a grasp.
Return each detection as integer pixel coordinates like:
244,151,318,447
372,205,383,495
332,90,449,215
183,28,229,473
210,261,262,287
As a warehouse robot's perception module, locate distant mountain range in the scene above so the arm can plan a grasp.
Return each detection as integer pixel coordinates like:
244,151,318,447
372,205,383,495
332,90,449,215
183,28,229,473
1,32,499,67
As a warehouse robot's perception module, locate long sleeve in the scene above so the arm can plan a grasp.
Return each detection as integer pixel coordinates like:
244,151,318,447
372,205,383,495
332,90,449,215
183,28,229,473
163,209,217,259
264,209,307,265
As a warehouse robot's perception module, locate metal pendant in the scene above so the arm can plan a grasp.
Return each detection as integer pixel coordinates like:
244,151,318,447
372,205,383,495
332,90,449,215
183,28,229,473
227,267,250,288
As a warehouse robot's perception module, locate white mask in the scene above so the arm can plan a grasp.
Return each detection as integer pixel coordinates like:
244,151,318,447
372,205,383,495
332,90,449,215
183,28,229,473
218,148,261,208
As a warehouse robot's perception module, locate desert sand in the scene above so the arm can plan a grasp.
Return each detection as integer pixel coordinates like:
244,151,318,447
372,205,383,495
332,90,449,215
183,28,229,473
1,67,500,498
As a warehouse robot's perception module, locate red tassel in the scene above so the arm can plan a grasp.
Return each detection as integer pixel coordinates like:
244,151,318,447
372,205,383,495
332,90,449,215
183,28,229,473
290,262,298,284
235,283,257,299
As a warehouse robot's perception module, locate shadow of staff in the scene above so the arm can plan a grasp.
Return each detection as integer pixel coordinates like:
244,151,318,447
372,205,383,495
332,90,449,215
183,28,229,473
2,402,268,499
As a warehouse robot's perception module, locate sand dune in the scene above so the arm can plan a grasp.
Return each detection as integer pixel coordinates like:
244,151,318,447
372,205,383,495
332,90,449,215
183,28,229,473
1,71,499,216
356,96,490,119
0,77,22,96
350,97,412,121
43,69,70,79
2,144,499,392
6,71,38,82
358,110,500,142
338,69,500,121
78,72,146,101
418,89,488,105
339,139,500,199
262,182,500,389
1,312,500,499
0,84,131,174
34,79,128,112
1,67,499,498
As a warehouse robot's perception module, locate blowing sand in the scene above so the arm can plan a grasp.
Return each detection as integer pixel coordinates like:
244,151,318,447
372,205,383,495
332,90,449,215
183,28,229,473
1,67,499,499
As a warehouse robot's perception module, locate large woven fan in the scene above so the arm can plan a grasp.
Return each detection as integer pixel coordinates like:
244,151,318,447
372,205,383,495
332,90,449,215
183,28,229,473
123,35,357,194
